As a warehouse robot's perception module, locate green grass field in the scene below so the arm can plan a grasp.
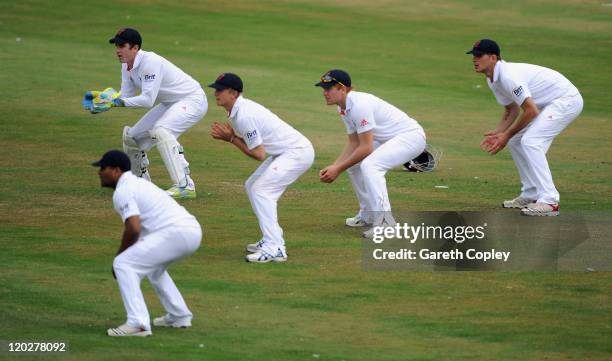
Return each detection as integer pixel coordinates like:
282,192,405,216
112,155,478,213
1,0,611,360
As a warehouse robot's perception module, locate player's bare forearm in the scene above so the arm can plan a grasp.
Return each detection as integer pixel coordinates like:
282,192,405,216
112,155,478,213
487,104,519,135
481,99,540,155
117,216,141,255
335,144,373,173
497,104,520,132
231,138,266,161
332,135,360,166
504,98,539,138
335,131,374,172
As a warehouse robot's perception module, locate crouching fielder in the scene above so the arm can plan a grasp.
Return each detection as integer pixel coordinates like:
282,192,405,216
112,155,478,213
108,28,207,199
468,39,583,216
315,70,426,238
93,150,202,336
209,73,314,263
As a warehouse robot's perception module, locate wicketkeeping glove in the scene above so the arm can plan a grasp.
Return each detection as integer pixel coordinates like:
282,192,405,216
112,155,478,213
82,90,100,111
82,88,122,114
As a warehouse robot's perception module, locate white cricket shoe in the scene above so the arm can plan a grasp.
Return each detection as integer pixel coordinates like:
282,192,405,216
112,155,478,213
345,214,370,227
107,324,152,337
153,314,192,328
502,196,536,209
521,203,560,217
246,248,287,263
246,239,265,253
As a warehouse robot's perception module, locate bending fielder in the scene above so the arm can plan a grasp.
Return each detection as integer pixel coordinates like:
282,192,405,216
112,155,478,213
316,69,427,238
468,39,583,216
93,150,202,337
84,28,207,199
209,73,314,263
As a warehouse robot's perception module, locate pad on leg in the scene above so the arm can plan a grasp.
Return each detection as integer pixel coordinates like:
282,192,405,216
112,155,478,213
150,127,189,188
123,126,151,181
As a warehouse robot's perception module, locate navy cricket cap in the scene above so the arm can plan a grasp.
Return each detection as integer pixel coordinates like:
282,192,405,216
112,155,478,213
208,73,243,93
315,69,351,89
109,28,142,47
466,39,500,56
92,150,131,172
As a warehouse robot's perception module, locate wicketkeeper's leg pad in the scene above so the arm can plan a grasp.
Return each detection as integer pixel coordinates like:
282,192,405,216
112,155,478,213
151,127,189,187
123,126,151,181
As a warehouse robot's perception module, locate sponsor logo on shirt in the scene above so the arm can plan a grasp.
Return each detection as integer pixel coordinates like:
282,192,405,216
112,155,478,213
119,203,130,213
359,119,369,127
246,129,258,139
144,74,156,82
513,86,524,97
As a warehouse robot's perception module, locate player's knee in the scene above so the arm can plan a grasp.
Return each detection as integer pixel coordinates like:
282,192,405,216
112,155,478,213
507,135,521,149
250,179,274,199
150,127,173,144
112,256,126,271
360,158,378,173
123,126,139,148
520,136,541,150
250,181,265,196
244,179,254,195
347,163,361,175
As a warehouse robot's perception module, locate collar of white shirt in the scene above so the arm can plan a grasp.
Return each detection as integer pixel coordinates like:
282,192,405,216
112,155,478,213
337,91,355,115
131,50,144,71
492,60,504,83
116,171,133,189
229,95,245,119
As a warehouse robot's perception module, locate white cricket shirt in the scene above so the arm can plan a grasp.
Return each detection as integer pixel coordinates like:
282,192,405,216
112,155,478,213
487,60,580,109
119,50,205,108
113,172,197,233
339,91,423,143
228,95,311,156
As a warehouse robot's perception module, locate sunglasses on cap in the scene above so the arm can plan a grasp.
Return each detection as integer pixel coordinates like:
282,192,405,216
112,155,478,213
320,74,346,88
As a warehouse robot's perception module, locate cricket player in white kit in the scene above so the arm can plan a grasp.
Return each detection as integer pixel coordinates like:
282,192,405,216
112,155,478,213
468,39,583,216
316,70,426,237
209,73,314,263
105,28,208,199
93,150,202,336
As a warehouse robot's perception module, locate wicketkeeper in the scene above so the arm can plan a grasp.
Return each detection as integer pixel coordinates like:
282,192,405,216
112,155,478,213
83,28,207,199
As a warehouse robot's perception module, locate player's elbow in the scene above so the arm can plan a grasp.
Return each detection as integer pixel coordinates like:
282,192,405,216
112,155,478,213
251,145,266,161
360,143,373,156
143,98,155,108
138,93,156,108
253,152,266,161
525,105,539,118
521,100,539,118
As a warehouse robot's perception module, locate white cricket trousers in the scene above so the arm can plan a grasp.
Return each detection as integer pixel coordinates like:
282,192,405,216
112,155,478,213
244,144,315,255
347,130,426,226
508,93,583,204
113,221,202,331
128,93,208,149
128,93,208,177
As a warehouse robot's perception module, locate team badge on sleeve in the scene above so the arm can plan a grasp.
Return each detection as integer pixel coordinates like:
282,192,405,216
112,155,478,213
246,129,258,139
119,203,130,213
513,86,524,97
